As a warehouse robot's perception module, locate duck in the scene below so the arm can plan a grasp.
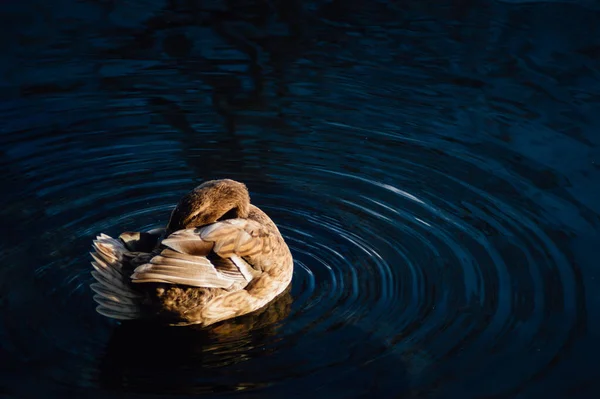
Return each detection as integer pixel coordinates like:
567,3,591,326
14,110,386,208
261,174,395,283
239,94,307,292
89,179,294,327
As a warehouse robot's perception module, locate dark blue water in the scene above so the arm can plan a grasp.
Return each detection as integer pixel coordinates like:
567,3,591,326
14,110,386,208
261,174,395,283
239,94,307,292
1,0,599,398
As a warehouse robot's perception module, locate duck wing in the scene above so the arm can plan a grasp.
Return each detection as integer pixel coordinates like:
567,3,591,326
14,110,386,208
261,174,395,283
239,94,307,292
130,218,268,289
90,234,144,320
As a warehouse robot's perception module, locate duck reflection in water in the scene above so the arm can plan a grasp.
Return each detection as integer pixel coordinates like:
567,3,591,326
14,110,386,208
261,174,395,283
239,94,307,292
98,285,293,394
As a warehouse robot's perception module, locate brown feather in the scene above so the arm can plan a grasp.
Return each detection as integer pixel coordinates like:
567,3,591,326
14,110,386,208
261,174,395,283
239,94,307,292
89,179,293,326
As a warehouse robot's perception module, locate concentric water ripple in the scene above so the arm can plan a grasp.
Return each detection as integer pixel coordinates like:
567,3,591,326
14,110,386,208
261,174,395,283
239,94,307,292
2,0,600,398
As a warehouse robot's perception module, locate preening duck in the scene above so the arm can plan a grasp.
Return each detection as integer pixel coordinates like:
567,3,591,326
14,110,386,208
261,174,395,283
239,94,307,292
90,179,293,327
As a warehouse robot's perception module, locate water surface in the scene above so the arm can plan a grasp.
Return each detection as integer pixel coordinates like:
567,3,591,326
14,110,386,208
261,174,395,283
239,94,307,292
1,1,600,398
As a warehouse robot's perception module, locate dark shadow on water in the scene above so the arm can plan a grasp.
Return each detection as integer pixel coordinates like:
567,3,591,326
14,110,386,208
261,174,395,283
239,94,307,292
99,286,294,395
97,283,418,398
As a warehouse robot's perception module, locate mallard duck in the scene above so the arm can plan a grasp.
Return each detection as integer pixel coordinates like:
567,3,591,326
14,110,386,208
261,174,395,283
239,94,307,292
90,179,294,327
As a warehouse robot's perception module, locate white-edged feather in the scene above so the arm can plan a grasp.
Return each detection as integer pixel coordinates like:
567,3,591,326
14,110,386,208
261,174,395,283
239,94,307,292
131,251,237,289
90,234,141,320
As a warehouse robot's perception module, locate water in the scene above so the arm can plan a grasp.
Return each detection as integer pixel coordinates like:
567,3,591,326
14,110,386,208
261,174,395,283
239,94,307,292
1,0,599,398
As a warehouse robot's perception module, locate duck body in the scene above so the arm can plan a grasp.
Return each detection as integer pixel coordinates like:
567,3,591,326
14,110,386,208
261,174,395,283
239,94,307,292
90,179,293,327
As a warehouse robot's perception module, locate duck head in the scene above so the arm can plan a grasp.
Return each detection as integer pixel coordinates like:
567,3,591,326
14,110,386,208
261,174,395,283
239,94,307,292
166,179,251,234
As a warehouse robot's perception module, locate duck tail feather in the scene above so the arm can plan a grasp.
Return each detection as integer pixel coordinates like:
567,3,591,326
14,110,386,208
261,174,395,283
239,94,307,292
90,234,143,320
